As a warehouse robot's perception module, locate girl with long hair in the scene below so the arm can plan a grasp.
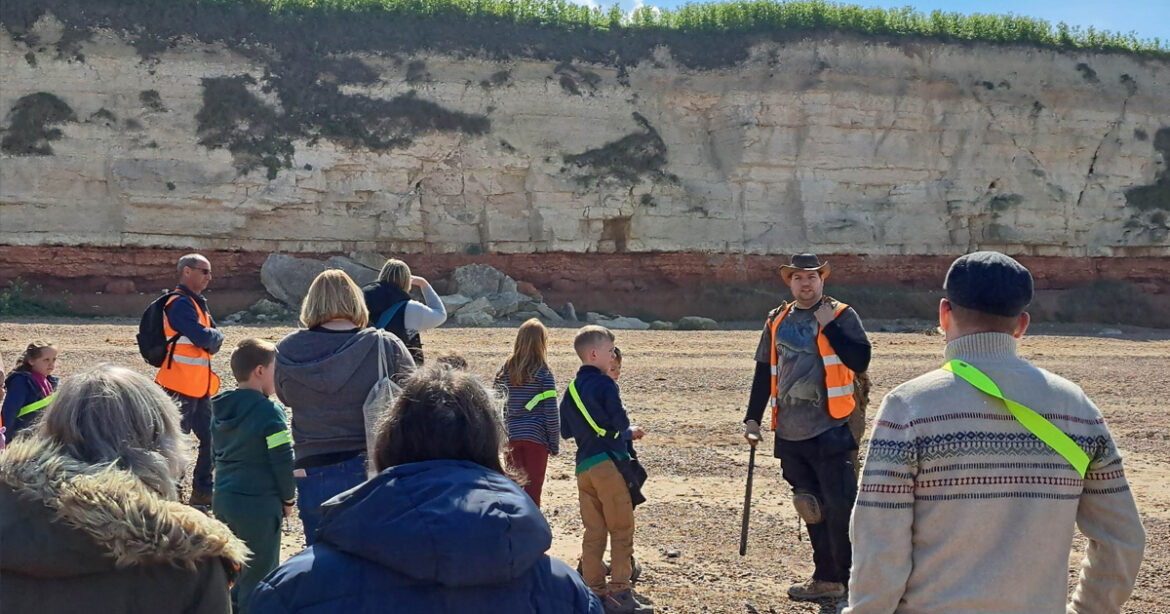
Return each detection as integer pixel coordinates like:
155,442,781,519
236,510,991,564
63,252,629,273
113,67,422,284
494,318,559,506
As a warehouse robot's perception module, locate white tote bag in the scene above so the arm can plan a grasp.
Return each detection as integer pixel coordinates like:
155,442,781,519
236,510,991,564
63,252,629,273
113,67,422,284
362,337,400,478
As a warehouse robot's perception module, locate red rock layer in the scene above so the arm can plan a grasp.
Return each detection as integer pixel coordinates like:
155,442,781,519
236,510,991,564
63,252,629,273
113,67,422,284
1,246,1166,321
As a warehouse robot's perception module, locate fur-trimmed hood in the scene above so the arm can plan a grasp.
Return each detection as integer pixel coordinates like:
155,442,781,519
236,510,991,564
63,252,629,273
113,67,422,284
0,437,249,578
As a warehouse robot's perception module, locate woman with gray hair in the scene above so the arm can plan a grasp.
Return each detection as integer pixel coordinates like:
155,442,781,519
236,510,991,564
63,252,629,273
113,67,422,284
362,258,446,364
0,364,248,614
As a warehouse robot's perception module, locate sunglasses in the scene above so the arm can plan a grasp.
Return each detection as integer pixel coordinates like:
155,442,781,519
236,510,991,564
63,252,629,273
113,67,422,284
191,267,211,275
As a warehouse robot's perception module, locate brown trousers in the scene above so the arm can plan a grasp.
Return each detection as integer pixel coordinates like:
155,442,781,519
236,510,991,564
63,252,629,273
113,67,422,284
577,459,635,595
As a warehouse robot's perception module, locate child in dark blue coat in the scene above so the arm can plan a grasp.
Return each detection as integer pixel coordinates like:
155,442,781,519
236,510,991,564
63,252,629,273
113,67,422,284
1,341,59,443
250,363,602,614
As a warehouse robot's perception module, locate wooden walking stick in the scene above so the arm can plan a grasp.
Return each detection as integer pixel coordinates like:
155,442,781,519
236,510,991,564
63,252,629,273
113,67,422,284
739,433,760,556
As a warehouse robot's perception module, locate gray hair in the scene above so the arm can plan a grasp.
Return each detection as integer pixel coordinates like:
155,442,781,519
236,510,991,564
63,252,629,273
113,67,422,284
36,365,190,500
176,253,209,276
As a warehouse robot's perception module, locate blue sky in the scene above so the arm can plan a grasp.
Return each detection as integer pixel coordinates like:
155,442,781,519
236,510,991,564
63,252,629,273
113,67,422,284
579,0,1169,43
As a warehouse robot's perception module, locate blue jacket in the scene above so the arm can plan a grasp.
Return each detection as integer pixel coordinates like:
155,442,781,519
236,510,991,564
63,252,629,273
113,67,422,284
560,365,633,471
167,285,224,354
250,460,602,614
1,371,58,443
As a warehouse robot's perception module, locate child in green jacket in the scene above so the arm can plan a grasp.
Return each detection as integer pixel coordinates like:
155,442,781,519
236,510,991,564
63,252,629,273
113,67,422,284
212,338,295,613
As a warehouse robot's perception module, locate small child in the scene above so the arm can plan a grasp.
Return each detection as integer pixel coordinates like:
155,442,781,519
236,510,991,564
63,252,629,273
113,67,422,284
211,338,295,614
607,346,622,381
1,341,59,443
560,326,651,613
494,319,559,506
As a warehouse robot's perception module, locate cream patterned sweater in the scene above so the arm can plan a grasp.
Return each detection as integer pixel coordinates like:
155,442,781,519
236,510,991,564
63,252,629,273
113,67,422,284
846,333,1145,614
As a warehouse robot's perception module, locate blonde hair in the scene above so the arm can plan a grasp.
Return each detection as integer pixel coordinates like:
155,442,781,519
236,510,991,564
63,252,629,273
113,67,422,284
573,325,614,360
378,259,412,292
14,340,56,373
37,365,189,499
503,319,548,386
300,269,370,329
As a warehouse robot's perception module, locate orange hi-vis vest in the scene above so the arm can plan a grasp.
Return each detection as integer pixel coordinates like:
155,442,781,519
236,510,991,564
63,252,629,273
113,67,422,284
154,292,220,399
768,300,856,430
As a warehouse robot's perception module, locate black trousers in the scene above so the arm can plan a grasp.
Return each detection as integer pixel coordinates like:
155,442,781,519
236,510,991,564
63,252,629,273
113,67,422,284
174,393,213,493
775,424,858,584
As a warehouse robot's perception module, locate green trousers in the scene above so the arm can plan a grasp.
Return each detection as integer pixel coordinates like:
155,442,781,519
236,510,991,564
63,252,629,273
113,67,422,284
213,492,283,614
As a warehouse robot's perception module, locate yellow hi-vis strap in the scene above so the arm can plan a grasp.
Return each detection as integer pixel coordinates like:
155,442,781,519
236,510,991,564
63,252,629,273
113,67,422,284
567,380,620,439
266,430,292,449
942,360,1089,477
525,390,557,411
17,393,55,418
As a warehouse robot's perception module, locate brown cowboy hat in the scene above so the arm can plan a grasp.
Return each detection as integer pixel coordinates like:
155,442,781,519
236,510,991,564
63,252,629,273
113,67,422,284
779,253,831,285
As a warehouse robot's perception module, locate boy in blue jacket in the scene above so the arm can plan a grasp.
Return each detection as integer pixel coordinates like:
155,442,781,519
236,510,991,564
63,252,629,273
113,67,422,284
211,338,295,613
561,326,651,614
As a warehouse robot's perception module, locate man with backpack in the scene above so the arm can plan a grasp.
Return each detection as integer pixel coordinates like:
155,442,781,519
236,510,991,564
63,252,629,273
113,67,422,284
141,253,223,506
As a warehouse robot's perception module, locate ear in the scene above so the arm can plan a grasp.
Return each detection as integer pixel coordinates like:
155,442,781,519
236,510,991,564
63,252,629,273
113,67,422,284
1013,312,1031,338
938,298,951,332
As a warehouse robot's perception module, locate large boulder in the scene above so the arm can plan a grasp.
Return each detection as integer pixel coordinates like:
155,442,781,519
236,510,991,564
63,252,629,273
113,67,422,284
458,296,496,318
324,256,378,287
489,290,529,316
452,264,517,299
346,251,389,270
439,294,473,314
598,316,650,330
261,254,378,307
649,320,677,330
562,302,578,323
677,316,719,330
452,264,538,317
534,302,564,323
261,254,327,307
455,310,494,327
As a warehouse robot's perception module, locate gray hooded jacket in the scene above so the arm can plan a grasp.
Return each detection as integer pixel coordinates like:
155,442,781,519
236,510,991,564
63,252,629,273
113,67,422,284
275,327,414,465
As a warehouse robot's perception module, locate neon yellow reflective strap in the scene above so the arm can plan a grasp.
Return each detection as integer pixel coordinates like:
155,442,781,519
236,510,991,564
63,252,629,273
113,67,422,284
942,360,1090,477
266,429,292,449
17,393,55,418
525,390,557,411
567,380,619,439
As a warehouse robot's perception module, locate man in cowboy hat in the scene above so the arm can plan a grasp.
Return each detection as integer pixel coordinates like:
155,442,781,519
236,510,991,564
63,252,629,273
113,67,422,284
743,253,871,603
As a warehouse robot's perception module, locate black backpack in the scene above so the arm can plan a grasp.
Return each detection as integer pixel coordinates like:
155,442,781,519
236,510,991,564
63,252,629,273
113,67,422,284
137,290,183,367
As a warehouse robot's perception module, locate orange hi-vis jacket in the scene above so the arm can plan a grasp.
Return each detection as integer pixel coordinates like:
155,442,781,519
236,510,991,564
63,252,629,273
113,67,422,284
154,292,220,399
767,300,856,430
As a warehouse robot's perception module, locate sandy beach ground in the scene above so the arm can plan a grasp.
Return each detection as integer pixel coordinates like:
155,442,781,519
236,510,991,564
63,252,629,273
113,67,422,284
3,319,1166,613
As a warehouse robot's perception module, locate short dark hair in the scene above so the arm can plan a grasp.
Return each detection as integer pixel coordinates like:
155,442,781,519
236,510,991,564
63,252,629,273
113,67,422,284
573,325,614,359
612,346,623,364
230,338,276,382
372,364,511,478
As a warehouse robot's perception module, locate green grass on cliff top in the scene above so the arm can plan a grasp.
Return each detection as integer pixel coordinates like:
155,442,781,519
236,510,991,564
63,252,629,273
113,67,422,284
243,0,1166,57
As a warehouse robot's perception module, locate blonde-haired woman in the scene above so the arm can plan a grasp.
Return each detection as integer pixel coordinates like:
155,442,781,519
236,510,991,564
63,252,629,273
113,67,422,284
276,269,415,544
0,364,247,613
493,318,559,506
362,258,446,365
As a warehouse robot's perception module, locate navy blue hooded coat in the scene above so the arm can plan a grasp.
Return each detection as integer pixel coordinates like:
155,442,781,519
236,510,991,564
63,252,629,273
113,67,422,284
250,459,602,613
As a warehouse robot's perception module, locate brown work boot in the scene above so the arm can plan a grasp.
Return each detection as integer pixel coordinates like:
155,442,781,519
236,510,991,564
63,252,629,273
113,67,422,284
188,489,213,507
787,578,846,601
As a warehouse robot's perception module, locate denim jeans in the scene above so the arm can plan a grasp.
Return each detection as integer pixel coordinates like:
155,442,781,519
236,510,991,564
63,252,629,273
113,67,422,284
295,454,367,545
174,393,213,494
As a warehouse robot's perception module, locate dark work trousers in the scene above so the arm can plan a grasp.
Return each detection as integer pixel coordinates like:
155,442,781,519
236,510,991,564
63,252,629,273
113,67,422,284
213,492,283,614
174,393,213,494
775,424,858,584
